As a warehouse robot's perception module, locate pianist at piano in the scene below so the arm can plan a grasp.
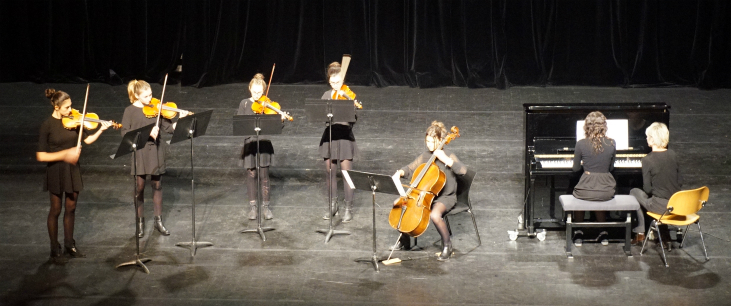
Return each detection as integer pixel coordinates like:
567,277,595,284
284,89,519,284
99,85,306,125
629,122,683,247
570,111,616,244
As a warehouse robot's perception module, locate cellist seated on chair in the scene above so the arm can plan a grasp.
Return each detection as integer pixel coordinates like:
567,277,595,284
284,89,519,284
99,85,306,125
630,122,683,249
392,121,468,261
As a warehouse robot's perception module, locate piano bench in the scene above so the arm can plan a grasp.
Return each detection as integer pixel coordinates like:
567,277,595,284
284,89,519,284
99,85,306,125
559,195,640,259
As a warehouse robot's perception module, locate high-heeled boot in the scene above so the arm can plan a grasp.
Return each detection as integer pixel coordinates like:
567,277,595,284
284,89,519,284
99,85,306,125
64,239,86,258
136,217,144,238
49,242,67,263
437,241,453,261
154,215,170,236
262,201,273,220
323,199,339,220
247,200,257,220
342,200,353,222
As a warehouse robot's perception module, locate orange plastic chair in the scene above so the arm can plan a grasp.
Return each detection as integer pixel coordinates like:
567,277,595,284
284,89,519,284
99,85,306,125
640,186,710,267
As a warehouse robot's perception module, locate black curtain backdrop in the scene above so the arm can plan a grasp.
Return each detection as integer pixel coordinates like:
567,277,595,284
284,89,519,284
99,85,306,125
1,0,729,89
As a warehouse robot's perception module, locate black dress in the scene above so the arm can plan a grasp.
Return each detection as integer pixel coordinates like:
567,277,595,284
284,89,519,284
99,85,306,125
237,97,274,169
639,149,683,214
119,105,174,175
400,149,468,211
38,116,88,194
318,90,358,160
572,137,617,201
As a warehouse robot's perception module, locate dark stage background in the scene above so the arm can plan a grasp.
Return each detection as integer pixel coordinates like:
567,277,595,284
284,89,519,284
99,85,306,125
1,0,730,89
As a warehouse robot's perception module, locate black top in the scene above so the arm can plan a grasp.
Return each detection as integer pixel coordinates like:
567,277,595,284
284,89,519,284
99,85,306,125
38,116,87,153
236,97,274,168
400,149,468,210
572,137,616,173
38,116,88,193
120,105,174,143
119,105,174,175
642,149,683,200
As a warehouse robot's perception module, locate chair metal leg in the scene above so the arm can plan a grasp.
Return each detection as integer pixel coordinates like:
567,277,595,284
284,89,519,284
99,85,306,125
680,224,690,249
445,216,452,236
697,221,709,261
656,222,669,267
640,220,654,256
468,208,481,246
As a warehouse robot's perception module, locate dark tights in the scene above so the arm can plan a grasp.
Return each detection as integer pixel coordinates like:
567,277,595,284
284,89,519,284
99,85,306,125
430,202,451,246
574,211,606,223
324,159,353,202
246,167,270,202
135,175,162,218
48,192,79,247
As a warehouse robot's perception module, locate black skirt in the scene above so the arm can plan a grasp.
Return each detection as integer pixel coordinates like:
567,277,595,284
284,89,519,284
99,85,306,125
318,124,357,160
45,161,83,194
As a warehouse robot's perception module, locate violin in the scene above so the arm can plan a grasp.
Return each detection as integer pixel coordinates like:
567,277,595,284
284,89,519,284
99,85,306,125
331,85,363,109
62,109,122,130
142,98,193,119
252,96,294,121
388,126,461,237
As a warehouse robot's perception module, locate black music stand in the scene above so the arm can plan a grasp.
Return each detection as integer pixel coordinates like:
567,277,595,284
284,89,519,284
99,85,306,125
233,114,282,241
342,170,402,272
113,123,155,274
172,110,214,256
305,99,355,243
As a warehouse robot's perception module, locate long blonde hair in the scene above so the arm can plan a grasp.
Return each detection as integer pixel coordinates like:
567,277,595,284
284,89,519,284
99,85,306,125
127,80,151,103
583,111,611,153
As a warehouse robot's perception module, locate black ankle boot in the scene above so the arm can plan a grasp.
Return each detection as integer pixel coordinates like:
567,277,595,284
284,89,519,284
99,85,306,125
437,242,453,261
64,240,86,258
154,216,170,236
136,217,144,238
323,200,339,220
49,242,67,263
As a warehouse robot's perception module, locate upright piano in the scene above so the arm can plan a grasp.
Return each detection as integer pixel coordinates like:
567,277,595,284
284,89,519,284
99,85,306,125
515,103,670,240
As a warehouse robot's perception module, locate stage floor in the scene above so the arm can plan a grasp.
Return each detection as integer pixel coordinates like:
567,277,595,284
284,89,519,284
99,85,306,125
1,83,729,305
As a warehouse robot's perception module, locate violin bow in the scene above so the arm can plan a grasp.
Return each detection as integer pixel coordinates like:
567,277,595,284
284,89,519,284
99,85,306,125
264,63,275,98
75,84,90,152
335,54,351,99
155,74,169,128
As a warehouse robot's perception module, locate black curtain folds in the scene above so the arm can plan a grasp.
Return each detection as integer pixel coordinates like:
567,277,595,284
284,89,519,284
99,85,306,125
1,0,729,89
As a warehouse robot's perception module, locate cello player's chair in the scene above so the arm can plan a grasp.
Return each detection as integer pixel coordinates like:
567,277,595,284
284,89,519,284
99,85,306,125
444,168,481,247
640,186,710,267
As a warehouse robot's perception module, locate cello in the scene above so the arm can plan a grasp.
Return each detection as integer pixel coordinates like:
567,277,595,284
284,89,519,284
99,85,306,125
389,126,460,237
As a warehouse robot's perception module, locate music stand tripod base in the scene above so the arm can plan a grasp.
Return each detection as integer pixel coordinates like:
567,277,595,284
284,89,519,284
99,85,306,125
175,240,214,257
241,227,276,241
115,256,152,274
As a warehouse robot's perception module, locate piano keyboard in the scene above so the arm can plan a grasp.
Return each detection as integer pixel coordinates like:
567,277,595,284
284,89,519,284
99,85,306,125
535,154,645,169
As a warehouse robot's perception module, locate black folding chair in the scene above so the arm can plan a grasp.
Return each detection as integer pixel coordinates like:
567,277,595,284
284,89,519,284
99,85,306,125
444,168,481,246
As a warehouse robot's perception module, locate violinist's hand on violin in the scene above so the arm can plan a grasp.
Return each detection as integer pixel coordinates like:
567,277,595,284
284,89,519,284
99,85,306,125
150,126,160,140
99,121,112,131
433,150,454,167
179,110,190,118
63,147,81,165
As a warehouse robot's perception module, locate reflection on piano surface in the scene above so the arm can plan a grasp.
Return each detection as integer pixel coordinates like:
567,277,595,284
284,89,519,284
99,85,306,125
519,102,670,237
535,154,645,169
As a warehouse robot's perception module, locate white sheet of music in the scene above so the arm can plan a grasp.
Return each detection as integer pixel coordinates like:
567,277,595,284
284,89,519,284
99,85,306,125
576,119,629,150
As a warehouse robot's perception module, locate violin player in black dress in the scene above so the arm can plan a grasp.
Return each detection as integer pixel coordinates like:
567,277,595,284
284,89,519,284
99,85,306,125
37,89,111,262
319,61,361,222
237,73,288,221
120,80,189,238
